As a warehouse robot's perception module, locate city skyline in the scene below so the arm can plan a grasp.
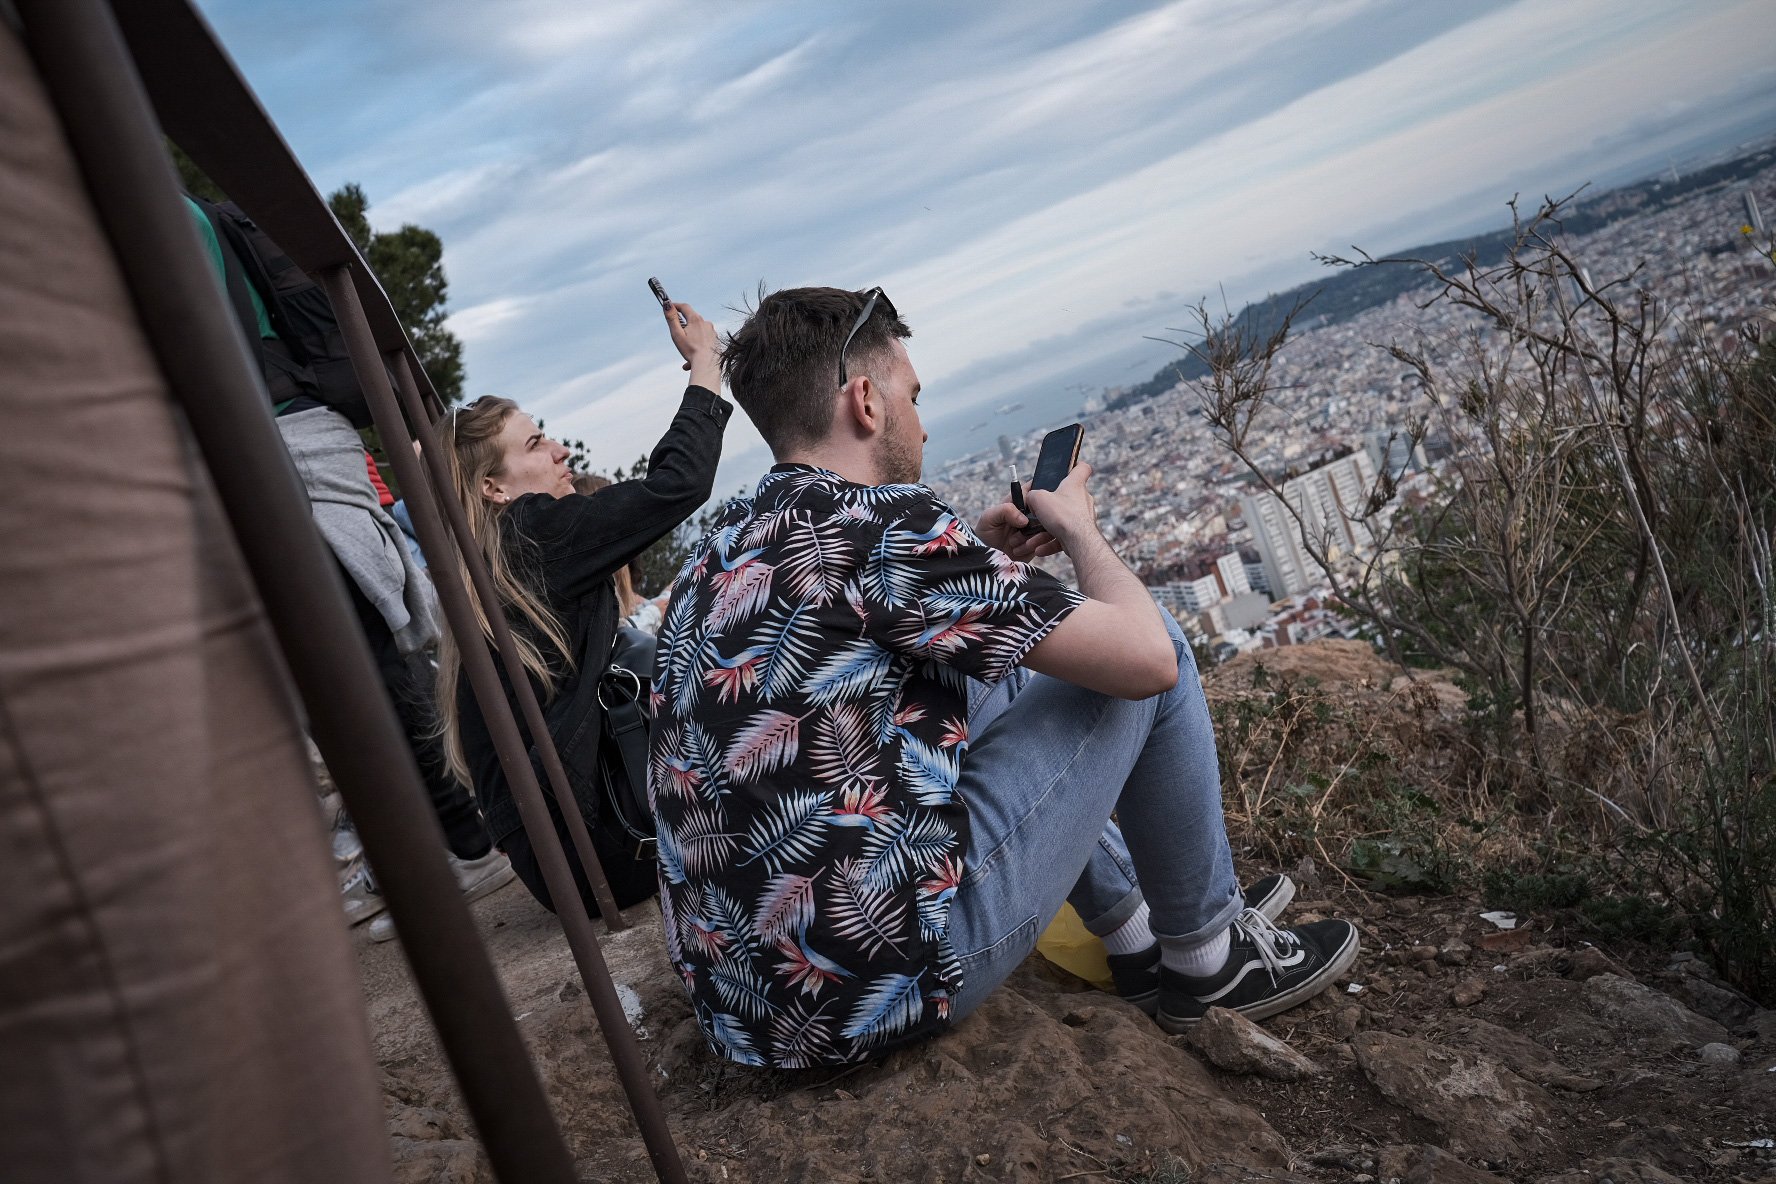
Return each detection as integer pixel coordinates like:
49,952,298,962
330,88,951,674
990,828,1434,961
925,160,1776,655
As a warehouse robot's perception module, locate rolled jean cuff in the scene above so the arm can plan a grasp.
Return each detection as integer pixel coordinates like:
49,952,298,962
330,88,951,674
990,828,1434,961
1152,888,1244,946
1080,886,1146,937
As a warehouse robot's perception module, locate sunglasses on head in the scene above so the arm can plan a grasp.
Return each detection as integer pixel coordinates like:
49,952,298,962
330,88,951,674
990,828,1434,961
838,287,897,386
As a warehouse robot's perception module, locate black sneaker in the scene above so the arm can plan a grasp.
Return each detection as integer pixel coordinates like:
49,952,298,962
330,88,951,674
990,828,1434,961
1107,873,1297,1016
1155,907,1359,1033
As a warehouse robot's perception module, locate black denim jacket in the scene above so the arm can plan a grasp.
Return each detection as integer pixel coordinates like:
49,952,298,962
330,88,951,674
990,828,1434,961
461,386,731,846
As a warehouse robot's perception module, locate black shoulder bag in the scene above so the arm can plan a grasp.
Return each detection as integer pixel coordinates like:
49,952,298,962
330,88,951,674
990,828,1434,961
598,627,657,859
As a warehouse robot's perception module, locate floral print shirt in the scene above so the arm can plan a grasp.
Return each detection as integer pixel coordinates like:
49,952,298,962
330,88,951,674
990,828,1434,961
649,464,1084,1066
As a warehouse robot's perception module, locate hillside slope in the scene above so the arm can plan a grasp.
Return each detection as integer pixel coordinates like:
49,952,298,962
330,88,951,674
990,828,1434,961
359,643,1775,1183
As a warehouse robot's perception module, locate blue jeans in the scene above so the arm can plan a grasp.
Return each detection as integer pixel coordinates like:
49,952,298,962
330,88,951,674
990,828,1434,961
948,610,1241,1018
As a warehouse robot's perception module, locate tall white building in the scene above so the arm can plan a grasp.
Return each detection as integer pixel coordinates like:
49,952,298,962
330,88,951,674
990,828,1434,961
1240,450,1378,599
1215,551,1251,599
1178,574,1222,612
1364,428,1428,479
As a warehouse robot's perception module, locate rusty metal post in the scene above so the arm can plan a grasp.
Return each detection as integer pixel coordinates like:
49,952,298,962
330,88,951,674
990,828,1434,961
11,3,581,1181
321,269,688,1183
318,271,627,936
387,348,692,1184
381,353,632,933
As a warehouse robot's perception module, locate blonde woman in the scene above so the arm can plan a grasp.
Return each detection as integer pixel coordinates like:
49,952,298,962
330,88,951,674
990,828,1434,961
436,301,728,916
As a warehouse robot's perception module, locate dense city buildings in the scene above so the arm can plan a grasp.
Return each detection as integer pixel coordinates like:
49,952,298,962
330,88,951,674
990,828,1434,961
927,156,1776,661
1241,449,1378,600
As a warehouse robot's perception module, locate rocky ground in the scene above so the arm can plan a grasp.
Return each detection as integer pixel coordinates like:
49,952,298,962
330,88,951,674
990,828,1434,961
357,645,1776,1184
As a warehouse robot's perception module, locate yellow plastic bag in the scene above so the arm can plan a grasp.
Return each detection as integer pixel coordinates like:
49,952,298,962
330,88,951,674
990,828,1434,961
1034,903,1114,992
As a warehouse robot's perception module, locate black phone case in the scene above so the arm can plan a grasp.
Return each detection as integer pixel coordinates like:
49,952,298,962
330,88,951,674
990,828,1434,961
1031,424,1083,492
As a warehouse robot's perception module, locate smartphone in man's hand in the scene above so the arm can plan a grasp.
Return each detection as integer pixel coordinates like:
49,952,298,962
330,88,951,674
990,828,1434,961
1030,423,1084,492
1016,423,1085,535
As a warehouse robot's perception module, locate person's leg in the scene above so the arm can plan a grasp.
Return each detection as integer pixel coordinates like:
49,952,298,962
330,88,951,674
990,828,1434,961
341,568,491,861
946,613,1242,1018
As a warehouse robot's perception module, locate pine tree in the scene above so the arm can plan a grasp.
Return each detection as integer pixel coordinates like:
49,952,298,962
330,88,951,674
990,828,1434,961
328,184,466,403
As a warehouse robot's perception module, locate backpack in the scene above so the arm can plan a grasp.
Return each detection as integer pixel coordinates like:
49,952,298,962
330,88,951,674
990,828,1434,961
193,197,375,427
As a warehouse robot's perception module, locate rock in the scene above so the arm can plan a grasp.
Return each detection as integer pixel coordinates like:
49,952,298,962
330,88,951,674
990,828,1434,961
389,1137,489,1184
1410,944,1440,963
1304,1144,1371,1171
1352,1031,1554,1161
1667,972,1759,1030
1189,1006,1324,1080
384,1102,461,1142
1538,1157,1686,1184
1478,928,1531,954
1333,1005,1362,1038
1584,973,1728,1050
1609,1126,1710,1178
655,960,1293,1182
1438,940,1473,966
1505,945,1567,977
1377,1143,1506,1182
1560,946,1623,981
1448,1018,1603,1092
1450,978,1486,1007
1292,856,1322,892
1699,1041,1742,1065
384,1088,487,1184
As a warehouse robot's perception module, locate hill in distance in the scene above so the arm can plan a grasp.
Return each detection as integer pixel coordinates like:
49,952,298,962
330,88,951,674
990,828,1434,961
1106,142,1776,412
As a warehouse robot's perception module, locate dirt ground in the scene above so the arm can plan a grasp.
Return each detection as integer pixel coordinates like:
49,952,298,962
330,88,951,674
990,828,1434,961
355,642,1776,1183
357,862,1774,1184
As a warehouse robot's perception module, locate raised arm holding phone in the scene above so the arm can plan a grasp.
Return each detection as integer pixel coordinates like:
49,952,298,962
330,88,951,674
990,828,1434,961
427,287,731,924
648,285,1359,1069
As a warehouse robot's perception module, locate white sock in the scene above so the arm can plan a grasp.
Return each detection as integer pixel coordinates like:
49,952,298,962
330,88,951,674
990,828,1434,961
1161,926,1232,978
1099,901,1155,957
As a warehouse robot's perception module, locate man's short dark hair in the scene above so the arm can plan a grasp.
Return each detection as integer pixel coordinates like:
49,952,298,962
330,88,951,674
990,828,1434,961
720,286,912,457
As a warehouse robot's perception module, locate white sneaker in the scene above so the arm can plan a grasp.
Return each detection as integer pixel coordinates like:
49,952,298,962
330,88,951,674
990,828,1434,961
451,848,517,902
340,858,386,927
367,849,515,943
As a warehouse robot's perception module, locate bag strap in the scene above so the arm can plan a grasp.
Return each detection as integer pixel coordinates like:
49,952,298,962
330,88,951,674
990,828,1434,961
598,665,655,849
603,670,651,798
202,201,311,365
197,200,271,371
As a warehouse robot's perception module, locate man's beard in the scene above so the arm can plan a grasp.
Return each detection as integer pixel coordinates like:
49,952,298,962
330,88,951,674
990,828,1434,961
877,406,922,484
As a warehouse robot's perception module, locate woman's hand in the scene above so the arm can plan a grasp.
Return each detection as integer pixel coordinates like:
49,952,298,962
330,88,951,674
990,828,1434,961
666,301,721,393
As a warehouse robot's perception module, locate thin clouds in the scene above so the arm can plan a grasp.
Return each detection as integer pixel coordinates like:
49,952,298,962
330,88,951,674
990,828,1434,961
692,33,831,122
197,0,1776,488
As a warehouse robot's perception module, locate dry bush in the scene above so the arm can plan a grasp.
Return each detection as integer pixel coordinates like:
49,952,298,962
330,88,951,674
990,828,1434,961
1191,194,1776,1000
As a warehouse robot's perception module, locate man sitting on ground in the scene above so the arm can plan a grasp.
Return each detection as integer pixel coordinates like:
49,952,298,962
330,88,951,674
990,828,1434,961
649,286,1359,1067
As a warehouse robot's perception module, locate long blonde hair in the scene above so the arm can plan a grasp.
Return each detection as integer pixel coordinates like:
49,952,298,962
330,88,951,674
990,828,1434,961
434,396,575,787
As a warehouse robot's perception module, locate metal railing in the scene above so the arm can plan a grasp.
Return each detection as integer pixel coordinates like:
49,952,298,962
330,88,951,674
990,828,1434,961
14,1,687,1180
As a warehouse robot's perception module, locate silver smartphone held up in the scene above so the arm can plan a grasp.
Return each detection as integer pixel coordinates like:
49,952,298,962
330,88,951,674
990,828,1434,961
648,276,686,326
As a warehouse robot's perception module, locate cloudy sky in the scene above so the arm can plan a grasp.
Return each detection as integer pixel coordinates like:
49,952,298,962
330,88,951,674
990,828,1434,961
194,0,1776,486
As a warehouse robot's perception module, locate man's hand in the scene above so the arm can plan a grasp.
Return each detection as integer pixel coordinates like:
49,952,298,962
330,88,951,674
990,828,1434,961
666,301,721,392
1021,462,1099,551
977,499,1064,561
1016,460,1178,699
